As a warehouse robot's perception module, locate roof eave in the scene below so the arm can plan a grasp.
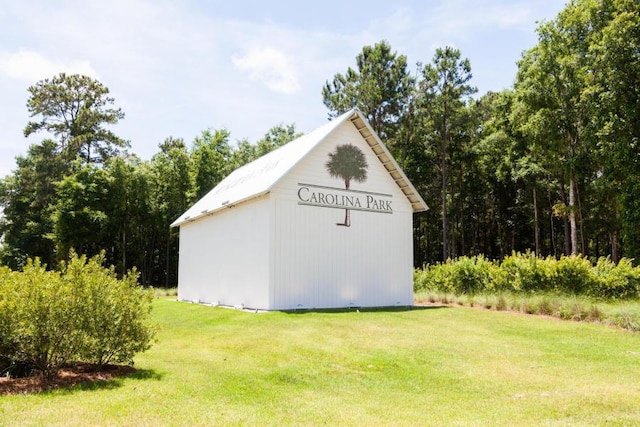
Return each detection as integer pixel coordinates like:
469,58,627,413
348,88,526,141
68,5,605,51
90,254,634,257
170,190,271,227
347,110,429,213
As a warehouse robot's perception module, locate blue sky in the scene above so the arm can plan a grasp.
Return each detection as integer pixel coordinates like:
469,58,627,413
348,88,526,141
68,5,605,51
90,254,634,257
0,0,567,179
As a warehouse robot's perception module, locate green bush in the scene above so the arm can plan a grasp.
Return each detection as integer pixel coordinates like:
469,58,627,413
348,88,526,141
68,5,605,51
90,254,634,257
61,253,156,367
415,253,640,300
553,255,595,295
592,258,640,299
5,259,80,378
414,255,498,295
0,252,156,378
0,266,19,376
500,252,555,293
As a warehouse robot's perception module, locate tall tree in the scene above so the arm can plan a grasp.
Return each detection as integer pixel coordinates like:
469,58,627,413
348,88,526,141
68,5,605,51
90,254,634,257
322,41,415,155
586,0,640,260
104,155,152,279
149,137,192,286
254,124,302,158
512,0,640,258
24,73,127,164
418,46,476,261
51,161,112,259
0,140,67,268
190,129,233,200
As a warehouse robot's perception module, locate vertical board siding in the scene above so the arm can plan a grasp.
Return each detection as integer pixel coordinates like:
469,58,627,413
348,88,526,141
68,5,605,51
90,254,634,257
271,120,414,309
272,200,412,309
177,196,271,309
178,119,417,311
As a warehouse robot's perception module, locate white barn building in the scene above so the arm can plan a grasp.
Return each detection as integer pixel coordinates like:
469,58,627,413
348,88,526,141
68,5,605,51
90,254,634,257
171,109,427,310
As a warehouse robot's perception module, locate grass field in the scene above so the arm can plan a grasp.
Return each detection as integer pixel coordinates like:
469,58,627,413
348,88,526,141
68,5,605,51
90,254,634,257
2,298,640,426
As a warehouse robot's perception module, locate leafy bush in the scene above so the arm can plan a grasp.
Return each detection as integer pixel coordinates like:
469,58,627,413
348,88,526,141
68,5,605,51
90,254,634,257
415,253,640,300
591,258,640,299
414,254,640,332
61,253,156,367
500,252,555,293
553,256,595,295
0,252,156,378
414,255,499,295
2,259,79,378
0,266,19,376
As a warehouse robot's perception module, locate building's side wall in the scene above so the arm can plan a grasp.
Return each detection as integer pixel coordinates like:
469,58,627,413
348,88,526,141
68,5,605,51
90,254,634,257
177,196,271,309
270,121,414,310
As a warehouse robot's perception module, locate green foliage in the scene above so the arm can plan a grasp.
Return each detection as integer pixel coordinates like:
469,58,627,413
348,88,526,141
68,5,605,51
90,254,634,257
0,266,19,374
0,253,156,378
60,252,156,367
254,124,302,159
52,162,112,258
1,259,81,377
0,140,67,269
190,128,233,200
322,40,414,146
499,252,554,292
554,255,596,295
592,258,640,299
414,255,498,295
415,253,640,300
24,73,126,164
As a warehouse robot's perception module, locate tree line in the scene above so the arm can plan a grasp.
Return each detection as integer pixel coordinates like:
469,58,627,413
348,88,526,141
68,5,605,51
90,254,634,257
1,0,638,284
0,73,301,284
323,0,639,265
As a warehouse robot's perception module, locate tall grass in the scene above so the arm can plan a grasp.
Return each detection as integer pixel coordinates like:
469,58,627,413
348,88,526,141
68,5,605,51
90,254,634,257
414,253,640,331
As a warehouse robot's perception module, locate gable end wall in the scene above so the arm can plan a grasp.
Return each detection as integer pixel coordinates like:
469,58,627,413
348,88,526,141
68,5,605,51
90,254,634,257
269,121,414,309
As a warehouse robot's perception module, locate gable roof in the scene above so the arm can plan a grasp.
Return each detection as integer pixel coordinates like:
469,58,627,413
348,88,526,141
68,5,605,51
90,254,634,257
171,109,427,227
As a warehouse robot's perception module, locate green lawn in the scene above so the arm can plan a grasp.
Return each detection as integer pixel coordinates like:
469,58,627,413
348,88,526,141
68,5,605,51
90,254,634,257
2,298,640,426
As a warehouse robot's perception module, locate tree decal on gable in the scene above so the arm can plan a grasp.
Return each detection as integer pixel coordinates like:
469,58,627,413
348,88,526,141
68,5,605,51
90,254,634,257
325,144,368,227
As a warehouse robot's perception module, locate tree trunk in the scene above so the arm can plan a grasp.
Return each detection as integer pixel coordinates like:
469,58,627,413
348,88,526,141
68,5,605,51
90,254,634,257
611,231,619,263
533,184,540,256
575,178,586,256
441,137,448,261
165,231,171,287
569,176,578,255
122,229,126,274
560,181,571,256
548,178,557,258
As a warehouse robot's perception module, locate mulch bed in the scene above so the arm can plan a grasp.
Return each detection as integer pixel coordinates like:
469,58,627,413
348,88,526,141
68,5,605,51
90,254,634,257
0,363,136,396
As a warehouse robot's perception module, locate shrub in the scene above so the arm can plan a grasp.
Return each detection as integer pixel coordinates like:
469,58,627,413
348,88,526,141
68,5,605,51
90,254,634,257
500,252,555,293
0,266,19,376
592,258,640,299
0,252,156,378
8,259,81,378
61,252,156,367
414,256,498,295
415,253,640,300
553,256,595,295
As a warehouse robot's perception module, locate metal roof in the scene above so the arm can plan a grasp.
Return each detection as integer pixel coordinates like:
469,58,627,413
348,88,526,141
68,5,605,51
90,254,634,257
171,109,427,227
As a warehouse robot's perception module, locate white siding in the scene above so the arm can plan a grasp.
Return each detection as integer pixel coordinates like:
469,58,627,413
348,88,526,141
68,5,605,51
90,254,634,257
177,195,271,309
270,120,414,309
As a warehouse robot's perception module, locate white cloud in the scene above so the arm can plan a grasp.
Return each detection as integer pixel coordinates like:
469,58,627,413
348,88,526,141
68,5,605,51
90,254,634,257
430,0,538,38
0,50,99,82
232,47,301,94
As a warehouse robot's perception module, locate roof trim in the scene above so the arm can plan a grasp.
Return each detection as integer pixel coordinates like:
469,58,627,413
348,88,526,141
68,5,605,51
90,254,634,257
171,109,427,227
347,110,428,213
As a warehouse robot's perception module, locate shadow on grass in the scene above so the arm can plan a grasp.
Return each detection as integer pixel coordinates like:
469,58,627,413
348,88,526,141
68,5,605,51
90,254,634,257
41,368,164,396
283,305,449,315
